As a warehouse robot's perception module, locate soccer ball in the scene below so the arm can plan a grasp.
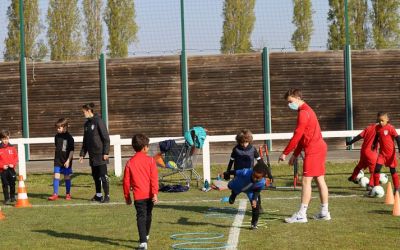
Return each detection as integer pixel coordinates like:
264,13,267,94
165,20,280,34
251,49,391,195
379,173,389,184
371,186,385,198
359,177,369,188
356,170,364,182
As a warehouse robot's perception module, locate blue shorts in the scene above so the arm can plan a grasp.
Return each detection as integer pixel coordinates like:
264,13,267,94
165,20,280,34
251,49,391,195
54,166,73,176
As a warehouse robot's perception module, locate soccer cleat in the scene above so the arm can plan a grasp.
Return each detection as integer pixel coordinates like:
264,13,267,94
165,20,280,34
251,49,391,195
91,195,102,202
10,197,16,202
65,194,72,200
250,224,258,230
3,199,11,205
101,195,110,203
229,194,236,204
366,185,373,192
312,212,331,221
347,176,358,184
48,194,59,201
138,242,148,250
284,212,308,223
365,190,374,198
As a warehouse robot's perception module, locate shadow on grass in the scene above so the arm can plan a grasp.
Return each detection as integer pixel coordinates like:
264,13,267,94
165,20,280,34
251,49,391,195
164,216,231,229
32,229,136,248
28,193,89,201
368,209,391,215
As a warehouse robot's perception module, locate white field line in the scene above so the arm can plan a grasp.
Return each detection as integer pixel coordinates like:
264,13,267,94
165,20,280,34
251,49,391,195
0,194,360,209
227,199,247,250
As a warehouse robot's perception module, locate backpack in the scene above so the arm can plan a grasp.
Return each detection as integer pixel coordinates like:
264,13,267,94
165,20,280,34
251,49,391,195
184,126,207,149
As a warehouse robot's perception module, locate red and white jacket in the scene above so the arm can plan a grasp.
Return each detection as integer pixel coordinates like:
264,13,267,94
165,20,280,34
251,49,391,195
0,143,18,172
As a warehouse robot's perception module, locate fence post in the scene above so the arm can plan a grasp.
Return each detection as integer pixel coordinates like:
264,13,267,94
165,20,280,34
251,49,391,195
19,0,30,160
262,47,272,150
180,0,190,133
111,135,122,177
202,137,210,185
344,0,354,148
17,141,26,180
100,53,109,129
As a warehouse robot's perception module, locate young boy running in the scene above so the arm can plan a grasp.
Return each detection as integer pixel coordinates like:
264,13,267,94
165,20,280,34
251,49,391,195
346,123,378,190
123,134,159,250
224,162,268,229
373,112,400,195
48,118,74,201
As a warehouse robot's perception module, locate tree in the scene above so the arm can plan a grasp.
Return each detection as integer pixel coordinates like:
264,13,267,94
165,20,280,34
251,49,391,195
104,0,137,58
371,0,400,49
220,0,256,54
291,0,314,51
47,0,82,61
327,0,346,50
4,0,47,61
349,0,368,49
83,0,103,59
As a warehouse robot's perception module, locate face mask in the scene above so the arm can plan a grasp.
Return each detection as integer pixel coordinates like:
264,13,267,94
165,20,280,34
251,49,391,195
288,102,299,111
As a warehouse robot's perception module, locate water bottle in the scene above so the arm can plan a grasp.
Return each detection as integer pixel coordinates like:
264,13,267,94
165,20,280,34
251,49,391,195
204,179,209,189
216,174,221,181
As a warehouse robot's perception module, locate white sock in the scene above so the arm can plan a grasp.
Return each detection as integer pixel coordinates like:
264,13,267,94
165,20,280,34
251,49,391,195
320,203,329,215
96,193,102,197
298,203,308,217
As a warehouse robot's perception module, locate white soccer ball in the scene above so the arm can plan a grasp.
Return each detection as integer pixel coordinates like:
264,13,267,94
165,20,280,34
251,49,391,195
356,170,364,181
379,173,389,184
359,177,370,188
371,185,385,198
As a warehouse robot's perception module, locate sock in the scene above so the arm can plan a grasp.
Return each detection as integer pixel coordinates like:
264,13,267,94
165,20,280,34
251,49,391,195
392,172,399,189
65,179,71,194
368,175,375,187
53,178,60,195
298,203,308,217
96,193,102,197
374,173,380,187
321,203,329,215
351,166,363,180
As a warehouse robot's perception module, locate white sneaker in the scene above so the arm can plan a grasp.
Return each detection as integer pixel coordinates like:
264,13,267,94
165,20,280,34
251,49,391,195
284,212,308,223
138,242,148,249
313,212,331,221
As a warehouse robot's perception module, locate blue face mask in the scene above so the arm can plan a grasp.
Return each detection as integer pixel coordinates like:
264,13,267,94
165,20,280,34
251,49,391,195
288,102,299,111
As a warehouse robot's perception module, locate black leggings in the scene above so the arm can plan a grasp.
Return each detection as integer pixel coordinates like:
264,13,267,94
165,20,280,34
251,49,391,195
1,168,16,200
134,199,154,243
375,164,397,175
91,164,109,196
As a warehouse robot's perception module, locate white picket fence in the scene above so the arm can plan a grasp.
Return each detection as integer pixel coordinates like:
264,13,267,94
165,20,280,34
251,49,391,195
10,130,363,181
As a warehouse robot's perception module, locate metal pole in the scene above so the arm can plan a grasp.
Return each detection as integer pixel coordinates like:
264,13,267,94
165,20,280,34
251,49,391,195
262,47,272,150
344,0,354,148
100,53,109,129
180,0,189,133
19,0,30,160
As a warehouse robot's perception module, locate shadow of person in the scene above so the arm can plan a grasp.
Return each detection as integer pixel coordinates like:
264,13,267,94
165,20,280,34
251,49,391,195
32,229,136,248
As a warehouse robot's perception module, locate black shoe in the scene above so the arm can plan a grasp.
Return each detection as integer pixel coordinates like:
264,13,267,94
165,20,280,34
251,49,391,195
10,197,16,202
229,194,236,204
91,195,102,202
4,199,11,205
348,176,358,184
250,224,258,230
101,195,110,203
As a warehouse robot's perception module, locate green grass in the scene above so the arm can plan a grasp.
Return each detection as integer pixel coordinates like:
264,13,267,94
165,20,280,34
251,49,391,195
1,162,400,249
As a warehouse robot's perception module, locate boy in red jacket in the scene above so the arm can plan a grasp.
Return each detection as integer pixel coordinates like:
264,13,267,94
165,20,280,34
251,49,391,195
0,130,18,205
123,134,159,250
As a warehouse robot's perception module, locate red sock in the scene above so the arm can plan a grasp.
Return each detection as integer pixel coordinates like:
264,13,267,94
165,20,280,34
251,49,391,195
351,166,363,180
392,172,399,189
374,173,381,186
368,165,375,187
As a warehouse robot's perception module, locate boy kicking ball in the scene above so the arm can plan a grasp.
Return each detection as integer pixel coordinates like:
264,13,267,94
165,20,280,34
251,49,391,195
223,162,268,229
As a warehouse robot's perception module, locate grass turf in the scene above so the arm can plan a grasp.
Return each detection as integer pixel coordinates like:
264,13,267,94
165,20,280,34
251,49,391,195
0,162,399,249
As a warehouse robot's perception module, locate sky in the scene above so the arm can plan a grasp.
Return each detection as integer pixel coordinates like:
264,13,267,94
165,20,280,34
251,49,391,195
0,0,329,61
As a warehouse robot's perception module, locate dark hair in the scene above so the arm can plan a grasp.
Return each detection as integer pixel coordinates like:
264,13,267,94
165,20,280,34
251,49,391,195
377,111,389,119
284,88,303,100
253,162,267,177
82,103,95,112
0,130,11,139
132,134,150,152
236,129,253,144
55,118,69,128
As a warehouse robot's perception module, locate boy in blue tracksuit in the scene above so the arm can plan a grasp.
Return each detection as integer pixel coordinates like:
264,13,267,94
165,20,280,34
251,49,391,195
224,162,267,229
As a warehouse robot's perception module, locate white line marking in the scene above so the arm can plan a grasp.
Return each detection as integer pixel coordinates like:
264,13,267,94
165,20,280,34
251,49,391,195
227,199,247,250
0,194,361,209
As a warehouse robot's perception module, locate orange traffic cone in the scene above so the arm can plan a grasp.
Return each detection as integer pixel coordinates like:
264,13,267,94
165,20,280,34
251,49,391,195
0,206,5,220
15,175,32,208
153,153,165,168
393,191,400,216
385,182,394,205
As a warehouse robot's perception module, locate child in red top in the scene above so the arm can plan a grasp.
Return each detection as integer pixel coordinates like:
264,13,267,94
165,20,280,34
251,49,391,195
373,112,400,194
0,130,18,205
123,134,159,250
346,123,378,189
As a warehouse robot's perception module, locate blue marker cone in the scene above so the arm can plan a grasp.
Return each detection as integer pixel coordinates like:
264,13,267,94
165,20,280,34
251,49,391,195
221,196,229,203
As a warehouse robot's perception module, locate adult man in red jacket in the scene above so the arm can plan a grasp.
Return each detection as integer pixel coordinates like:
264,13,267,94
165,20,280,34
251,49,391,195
279,89,330,223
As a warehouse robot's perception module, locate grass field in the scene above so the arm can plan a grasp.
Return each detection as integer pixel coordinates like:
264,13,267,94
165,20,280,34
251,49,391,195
0,162,399,250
